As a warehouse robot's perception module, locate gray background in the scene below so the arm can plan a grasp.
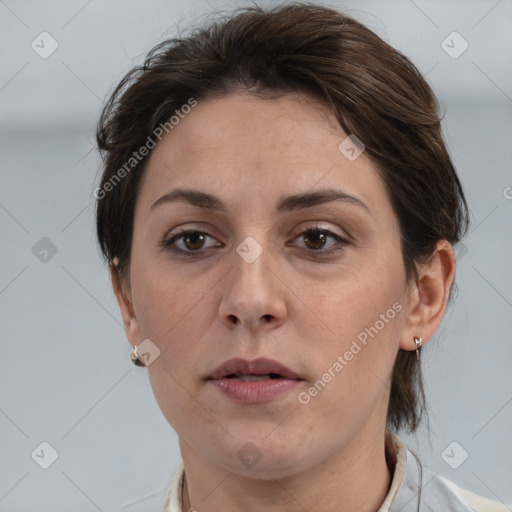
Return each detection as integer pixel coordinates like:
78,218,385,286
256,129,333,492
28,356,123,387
0,0,511,510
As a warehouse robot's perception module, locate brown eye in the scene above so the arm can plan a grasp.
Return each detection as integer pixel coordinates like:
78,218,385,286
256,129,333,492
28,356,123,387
161,229,221,256
292,227,348,256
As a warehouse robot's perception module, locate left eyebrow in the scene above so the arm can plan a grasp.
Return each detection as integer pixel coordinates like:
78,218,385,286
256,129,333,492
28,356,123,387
149,187,371,216
276,188,371,215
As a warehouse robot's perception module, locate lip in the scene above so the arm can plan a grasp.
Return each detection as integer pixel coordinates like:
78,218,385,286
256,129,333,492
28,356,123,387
207,357,303,404
208,357,302,380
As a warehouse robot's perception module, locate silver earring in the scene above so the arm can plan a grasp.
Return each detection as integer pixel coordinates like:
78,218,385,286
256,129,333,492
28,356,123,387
414,336,422,362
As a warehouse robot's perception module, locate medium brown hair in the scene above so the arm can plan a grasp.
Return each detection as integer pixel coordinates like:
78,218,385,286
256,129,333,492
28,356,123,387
95,2,469,433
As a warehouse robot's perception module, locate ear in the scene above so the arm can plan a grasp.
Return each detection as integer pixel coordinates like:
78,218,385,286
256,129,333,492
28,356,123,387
399,240,456,351
110,262,141,348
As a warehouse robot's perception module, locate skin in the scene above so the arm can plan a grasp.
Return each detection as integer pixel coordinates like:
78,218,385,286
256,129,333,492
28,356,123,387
111,92,455,512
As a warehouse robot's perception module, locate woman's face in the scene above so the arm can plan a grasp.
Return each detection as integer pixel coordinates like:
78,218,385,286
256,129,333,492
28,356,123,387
120,92,415,477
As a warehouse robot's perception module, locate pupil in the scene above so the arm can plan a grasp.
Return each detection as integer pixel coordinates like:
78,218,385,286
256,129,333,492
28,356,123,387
185,233,204,250
305,231,325,250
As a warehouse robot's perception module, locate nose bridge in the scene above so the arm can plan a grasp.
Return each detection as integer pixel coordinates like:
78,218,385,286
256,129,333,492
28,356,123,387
231,232,273,298
219,231,285,329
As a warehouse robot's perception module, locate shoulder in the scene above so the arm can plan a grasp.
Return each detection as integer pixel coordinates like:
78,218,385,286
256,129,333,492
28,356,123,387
442,477,511,512
386,432,510,512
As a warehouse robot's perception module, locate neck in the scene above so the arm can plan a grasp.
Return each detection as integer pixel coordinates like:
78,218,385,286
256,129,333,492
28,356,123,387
180,427,393,512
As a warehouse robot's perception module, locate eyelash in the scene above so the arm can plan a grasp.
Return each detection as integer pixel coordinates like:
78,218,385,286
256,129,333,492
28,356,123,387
159,226,349,258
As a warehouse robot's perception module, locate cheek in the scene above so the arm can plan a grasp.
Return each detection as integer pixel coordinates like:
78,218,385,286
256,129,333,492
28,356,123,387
301,249,405,401
147,363,193,416
297,298,404,439
308,256,403,346
130,253,205,336
128,261,204,402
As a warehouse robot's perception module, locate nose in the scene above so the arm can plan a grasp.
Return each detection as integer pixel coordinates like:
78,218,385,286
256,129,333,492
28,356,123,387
218,238,287,333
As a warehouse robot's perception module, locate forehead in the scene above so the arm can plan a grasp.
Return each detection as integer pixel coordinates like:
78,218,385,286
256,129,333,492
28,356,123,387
136,92,390,219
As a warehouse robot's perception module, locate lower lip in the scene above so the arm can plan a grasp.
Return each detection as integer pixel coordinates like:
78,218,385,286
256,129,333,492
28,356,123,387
209,377,301,403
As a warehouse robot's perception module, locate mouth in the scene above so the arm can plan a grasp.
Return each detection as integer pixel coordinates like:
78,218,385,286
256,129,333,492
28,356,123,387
207,357,303,404
208,357,303,381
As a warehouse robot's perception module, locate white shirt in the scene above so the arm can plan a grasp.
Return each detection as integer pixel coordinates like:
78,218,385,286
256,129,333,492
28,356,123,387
161,432,509,512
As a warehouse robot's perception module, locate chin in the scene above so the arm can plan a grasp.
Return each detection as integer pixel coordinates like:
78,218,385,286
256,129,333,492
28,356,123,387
222,452,308,480
211,427,314,478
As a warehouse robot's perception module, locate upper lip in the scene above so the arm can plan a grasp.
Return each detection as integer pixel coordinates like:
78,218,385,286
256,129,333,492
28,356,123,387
208,357,302,380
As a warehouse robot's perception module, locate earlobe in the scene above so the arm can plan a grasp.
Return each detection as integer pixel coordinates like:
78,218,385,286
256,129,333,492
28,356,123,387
110,262,141,346
399,240,456,351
